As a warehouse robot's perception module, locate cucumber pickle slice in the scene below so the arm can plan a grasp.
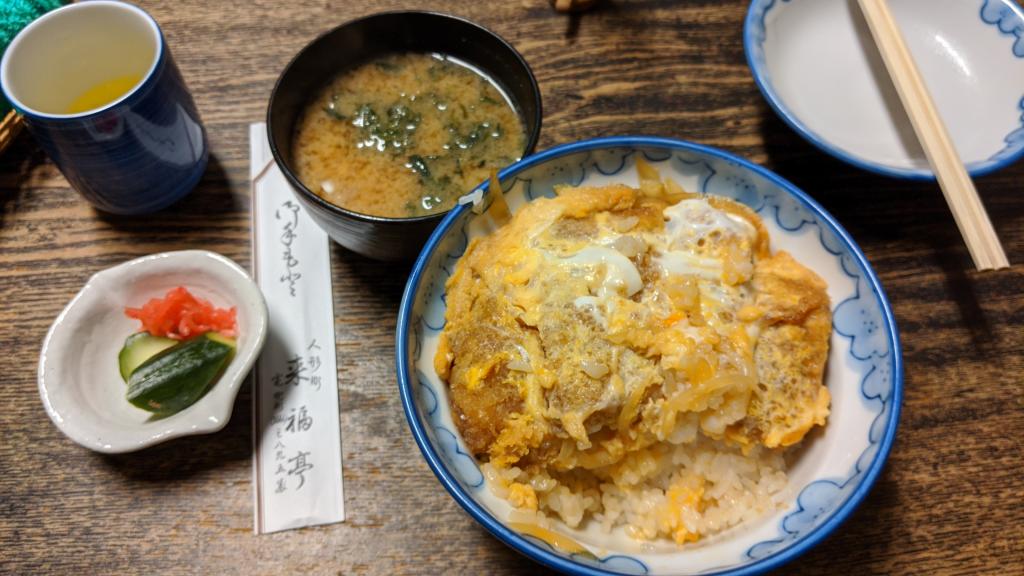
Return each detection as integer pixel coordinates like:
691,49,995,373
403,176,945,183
126,333,236,415
118,332,177,381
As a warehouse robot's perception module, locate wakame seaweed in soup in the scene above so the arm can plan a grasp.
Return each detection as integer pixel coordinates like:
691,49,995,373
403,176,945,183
292,53,527,218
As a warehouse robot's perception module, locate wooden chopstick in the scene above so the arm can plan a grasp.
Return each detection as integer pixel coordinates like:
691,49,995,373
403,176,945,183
856,0,1009,270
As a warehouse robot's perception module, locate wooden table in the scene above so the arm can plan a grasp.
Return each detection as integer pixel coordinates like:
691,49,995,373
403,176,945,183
1,1,1022,574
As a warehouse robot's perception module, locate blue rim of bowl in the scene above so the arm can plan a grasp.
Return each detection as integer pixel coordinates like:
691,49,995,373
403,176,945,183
0,0,165,121
742,0,1024,181
396,135,903,576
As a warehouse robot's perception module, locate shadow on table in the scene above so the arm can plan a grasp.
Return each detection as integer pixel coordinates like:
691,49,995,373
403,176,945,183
0,133,55,225
559,0,619,42
330,241,414,306
97,378,252,481
0,139,242,238
91,153,243,237
756,107,1020,354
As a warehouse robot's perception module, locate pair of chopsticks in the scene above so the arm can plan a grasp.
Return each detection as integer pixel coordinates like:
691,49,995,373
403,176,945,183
857,0,1009,271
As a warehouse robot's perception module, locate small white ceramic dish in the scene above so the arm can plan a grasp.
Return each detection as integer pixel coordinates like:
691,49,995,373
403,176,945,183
745,0,1024,179
39,250,268,453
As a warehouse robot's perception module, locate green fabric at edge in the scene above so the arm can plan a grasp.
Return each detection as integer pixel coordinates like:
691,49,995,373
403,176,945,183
1,0,67,116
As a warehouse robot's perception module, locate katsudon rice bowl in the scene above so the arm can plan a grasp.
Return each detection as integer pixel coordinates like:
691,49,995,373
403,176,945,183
397,137,902,575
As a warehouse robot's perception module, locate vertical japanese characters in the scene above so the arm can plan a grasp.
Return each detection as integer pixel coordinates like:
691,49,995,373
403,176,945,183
269,339,323,493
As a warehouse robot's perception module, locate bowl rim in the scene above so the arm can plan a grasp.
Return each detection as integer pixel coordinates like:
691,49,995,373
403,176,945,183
266,9,543,225
37,250,269,453
0,0,165,121
396,135,903,576
742,0,1024,181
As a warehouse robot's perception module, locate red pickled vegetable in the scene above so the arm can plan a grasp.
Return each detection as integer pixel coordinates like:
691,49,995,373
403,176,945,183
125,286,237,340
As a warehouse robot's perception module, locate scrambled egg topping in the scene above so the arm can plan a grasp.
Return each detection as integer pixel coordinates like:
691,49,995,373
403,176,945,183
435,165,830,484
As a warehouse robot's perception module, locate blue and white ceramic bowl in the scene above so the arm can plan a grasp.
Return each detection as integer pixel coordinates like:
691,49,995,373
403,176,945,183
397,137,902,575
745,0,1024,179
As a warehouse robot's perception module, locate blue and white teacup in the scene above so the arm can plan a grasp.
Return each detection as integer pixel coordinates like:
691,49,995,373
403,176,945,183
0,1,207,214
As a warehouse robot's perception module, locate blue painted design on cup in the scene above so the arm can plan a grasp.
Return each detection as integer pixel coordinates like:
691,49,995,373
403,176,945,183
0,1,207,214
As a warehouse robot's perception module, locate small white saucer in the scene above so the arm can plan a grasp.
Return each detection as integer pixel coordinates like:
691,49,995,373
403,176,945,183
746,0,1024,179
38,250,268,453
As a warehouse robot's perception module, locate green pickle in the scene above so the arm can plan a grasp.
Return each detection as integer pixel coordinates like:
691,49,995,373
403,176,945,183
118,332,177,381
125,332,236,415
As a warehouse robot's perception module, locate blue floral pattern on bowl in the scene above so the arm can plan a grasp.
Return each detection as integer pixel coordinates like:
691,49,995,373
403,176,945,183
397,137,902,575
745,0,1024,180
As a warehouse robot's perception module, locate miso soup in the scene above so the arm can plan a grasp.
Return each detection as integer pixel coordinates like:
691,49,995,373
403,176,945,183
292,53,527,218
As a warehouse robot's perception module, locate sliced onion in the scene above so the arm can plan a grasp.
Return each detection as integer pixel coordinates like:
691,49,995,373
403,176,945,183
508,359,531,372
581,360,609,379
612,215,639,232
514,344,530,364
508,344,532,372
610,235,646,259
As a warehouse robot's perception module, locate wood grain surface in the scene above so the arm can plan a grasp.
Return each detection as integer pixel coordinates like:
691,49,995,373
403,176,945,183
1,1,1022,574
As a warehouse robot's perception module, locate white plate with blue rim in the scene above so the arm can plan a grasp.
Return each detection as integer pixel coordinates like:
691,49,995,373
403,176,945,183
396,137,903,575
745,0,1024,180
